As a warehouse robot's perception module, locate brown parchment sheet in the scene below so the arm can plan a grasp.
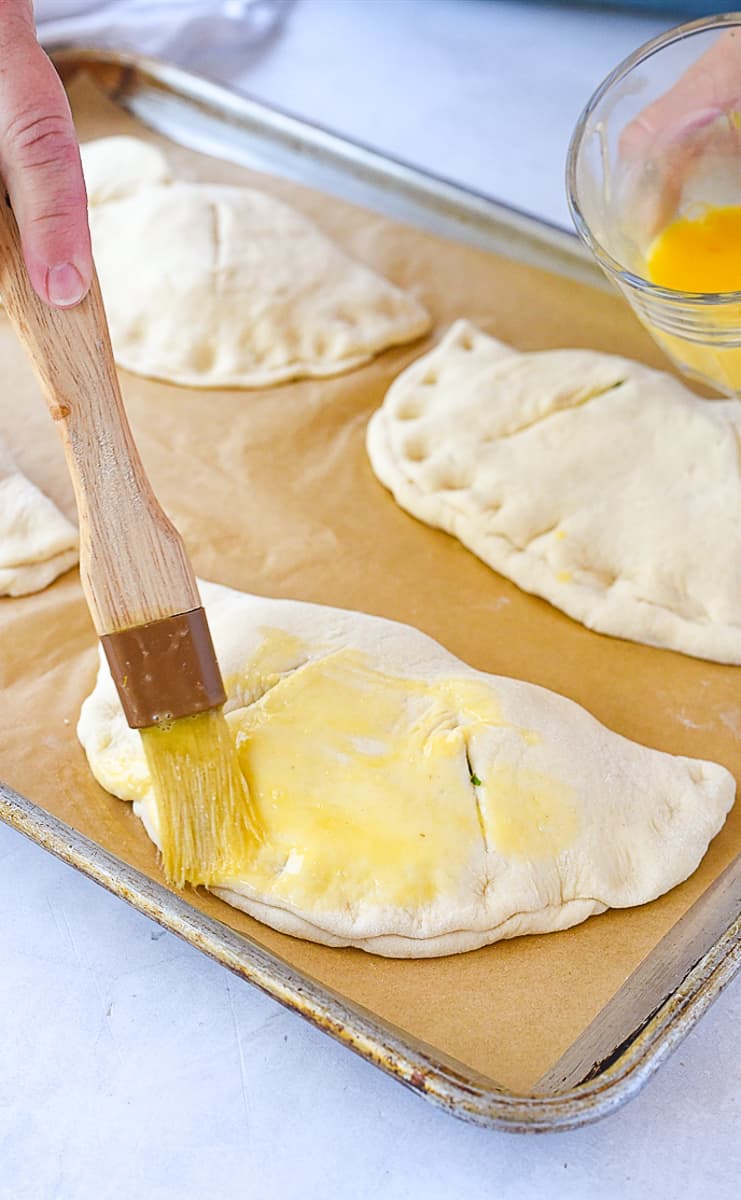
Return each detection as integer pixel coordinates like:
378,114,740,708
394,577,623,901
0,73,739,1096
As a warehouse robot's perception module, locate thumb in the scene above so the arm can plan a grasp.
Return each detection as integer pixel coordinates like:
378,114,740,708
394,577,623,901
617,29,741,241
619,29,741,172
0,9,91,307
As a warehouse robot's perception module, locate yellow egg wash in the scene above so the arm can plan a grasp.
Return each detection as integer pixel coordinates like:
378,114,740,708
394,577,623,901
141,707,260,888
479,763,578,858
209,629,580,912
222,627,307,704
647,205,741,294
645,205,741,393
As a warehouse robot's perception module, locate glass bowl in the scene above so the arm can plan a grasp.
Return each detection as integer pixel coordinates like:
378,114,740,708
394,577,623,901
566,13,741,396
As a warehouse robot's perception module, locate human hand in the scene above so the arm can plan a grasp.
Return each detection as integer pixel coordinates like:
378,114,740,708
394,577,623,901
0,0,91,306
619,27,741,237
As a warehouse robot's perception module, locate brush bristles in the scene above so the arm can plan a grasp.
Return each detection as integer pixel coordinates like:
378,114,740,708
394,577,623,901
140,707,260,888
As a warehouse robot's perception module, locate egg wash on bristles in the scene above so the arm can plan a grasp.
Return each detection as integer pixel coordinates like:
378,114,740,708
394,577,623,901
100,607,262,890
140,707,261,889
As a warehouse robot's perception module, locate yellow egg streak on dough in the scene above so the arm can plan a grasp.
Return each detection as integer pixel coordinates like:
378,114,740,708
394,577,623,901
480,763,578,859
222,627,308,707
214,629,578,912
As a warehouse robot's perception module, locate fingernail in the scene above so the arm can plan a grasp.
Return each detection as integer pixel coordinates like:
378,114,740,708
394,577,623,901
47,262,87,307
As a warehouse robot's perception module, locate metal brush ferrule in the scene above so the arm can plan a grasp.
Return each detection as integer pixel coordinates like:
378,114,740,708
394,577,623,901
101,607,226,729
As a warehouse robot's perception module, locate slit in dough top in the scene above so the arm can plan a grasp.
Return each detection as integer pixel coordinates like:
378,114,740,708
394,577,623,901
366,320,741,664
80,136,430,389
77,580,734,957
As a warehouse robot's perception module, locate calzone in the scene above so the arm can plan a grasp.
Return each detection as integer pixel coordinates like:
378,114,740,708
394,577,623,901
80,137,430,389
367,320,741,664
0,440,78,596
78,580,734,957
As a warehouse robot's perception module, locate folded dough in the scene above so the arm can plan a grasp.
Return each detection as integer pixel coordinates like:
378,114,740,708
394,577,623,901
77,579,734,957
81,134,173,205
80,136,430,388
0,441,78,597
367,320,741,664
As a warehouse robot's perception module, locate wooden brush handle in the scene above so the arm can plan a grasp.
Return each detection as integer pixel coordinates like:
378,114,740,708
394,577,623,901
0,192,200,633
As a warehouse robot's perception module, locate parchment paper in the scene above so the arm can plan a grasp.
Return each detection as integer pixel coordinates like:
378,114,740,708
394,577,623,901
0,74,738,1094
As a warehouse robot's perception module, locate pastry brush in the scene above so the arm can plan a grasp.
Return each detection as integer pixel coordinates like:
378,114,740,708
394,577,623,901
0,191,258,887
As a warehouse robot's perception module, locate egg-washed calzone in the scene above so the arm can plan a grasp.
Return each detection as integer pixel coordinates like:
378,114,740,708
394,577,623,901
78,580,734,957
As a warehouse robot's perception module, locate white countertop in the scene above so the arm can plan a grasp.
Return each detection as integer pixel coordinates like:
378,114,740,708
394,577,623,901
2,3,740,1197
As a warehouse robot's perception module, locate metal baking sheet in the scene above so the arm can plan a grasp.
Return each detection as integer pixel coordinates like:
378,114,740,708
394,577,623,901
0,45,738,1133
